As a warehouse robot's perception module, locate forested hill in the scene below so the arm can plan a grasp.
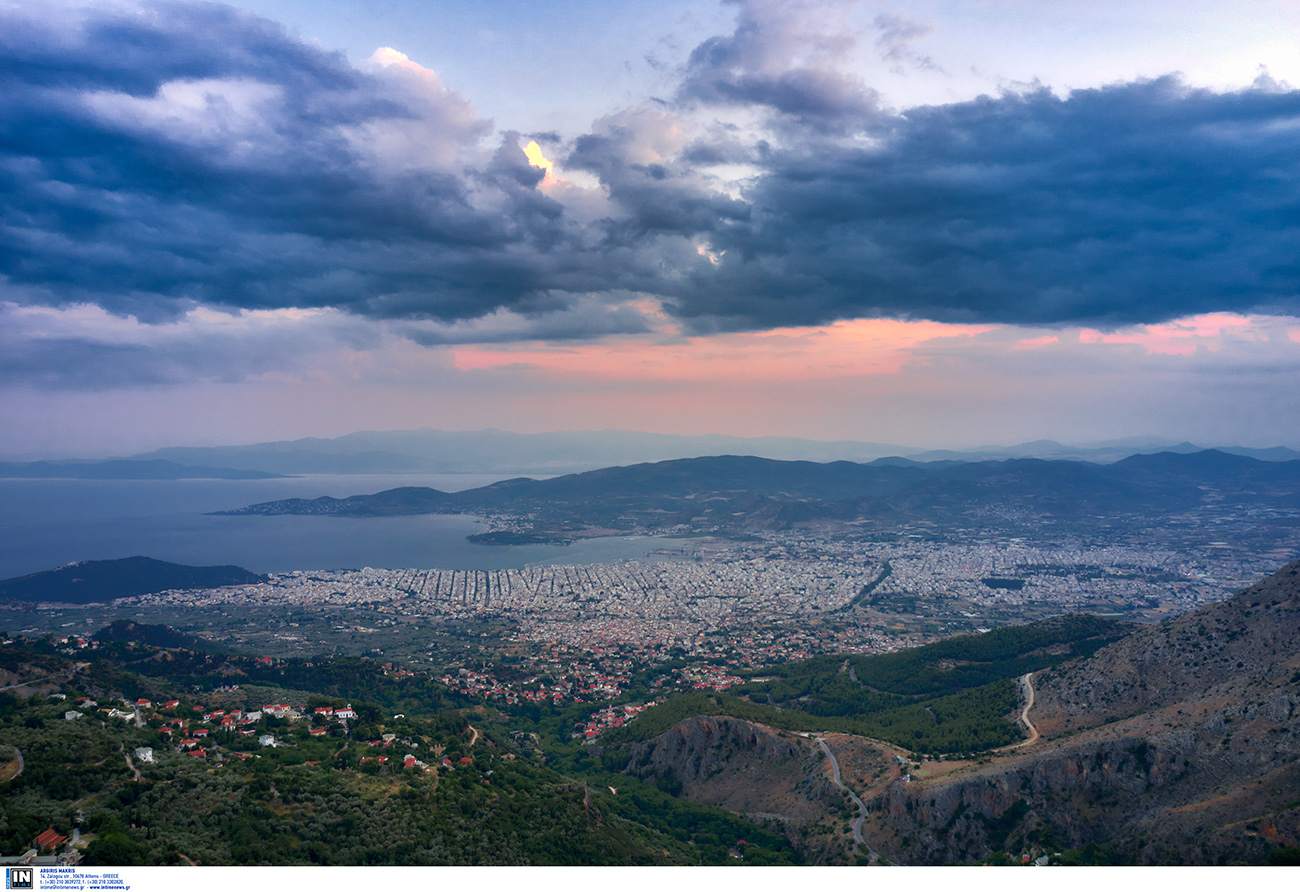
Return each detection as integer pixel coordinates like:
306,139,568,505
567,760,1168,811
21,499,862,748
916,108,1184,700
0,557,267,604
0,633,799,866
92,620,237,655
217,449,1300,537
595,614,1132,759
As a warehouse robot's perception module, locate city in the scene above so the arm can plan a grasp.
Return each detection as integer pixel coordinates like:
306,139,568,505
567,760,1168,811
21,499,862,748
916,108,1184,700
69,529,1285,710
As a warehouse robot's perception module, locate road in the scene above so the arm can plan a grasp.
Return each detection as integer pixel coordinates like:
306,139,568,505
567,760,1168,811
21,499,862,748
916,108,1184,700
815,736,881,864
0,662,89,694
994,672,1040,752
1012,672,1039,748
0,670,75,692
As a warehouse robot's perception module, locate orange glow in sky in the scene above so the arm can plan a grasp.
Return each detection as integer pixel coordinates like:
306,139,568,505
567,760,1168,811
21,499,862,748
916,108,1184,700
523,140,555,182
452,317,995,382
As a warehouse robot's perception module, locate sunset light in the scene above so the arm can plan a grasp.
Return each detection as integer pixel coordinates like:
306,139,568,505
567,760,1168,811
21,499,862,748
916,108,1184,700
523,139,556,182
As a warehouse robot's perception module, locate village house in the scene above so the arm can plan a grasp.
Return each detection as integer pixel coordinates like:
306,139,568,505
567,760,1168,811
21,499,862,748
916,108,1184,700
34,829,66,853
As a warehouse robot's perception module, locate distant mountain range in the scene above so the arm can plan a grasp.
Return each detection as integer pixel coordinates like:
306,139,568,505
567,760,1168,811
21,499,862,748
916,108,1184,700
124,429,1300,476
0,459,287,480
0,557,268,604
4,429,1296,479
217,449,1300,540
132,428,913,475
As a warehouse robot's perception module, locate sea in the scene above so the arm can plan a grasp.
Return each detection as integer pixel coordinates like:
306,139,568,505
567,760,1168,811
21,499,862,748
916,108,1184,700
0,474,677,580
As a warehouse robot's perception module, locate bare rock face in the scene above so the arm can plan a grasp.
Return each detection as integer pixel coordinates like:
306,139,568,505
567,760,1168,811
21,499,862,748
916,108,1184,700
628,716,841,833
867,732,1300,864
863,560,1300,865
629,715,804,783
1032,560,1300,737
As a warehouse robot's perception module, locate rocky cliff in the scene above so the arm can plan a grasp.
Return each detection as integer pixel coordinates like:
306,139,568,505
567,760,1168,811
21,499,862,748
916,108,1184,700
627,716,864,860
862,561,1300,865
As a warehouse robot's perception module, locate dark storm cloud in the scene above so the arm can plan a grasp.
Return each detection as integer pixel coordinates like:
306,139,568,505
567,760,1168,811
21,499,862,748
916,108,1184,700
567,110,751,240
399,294,657,346
0,2,591,325
3,0,1300,343
661,75,1300,329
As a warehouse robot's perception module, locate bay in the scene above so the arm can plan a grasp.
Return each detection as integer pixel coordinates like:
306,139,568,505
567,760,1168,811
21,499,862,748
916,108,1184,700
0,475,672,579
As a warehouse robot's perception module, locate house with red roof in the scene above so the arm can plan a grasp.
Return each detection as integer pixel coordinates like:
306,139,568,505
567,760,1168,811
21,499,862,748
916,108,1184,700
34,828,67,851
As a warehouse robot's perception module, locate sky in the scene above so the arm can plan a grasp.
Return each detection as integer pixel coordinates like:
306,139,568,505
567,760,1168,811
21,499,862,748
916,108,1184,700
3,0,1300,458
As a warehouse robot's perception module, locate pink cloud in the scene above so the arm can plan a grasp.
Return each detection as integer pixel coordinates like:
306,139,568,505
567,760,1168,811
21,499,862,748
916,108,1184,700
1078,313,1258,355
451,318,994,382
1011,335,1059,351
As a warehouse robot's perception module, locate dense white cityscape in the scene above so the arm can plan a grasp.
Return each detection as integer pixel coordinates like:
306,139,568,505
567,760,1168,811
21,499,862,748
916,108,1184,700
121,533,1284,654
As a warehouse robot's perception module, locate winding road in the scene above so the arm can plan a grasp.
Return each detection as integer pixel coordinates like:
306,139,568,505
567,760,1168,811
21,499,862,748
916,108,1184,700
804,672,1039,864
815,736,881,864
999,672,1040,751
1016,672,1039,747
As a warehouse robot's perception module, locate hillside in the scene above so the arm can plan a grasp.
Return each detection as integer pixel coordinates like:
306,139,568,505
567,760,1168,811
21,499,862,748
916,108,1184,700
0,557,268,604
0,630,802,866
859,561,1300,864
588,565,1300,864
217,449,1300,540
92,620,237,655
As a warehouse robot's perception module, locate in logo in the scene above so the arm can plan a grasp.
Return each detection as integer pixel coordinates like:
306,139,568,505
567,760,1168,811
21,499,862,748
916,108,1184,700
5,868,33,890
